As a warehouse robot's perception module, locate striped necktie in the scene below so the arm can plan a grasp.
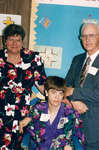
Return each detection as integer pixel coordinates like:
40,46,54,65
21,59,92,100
80,57,91,87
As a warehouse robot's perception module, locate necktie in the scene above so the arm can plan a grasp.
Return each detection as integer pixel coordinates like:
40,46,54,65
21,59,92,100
80,57,91,86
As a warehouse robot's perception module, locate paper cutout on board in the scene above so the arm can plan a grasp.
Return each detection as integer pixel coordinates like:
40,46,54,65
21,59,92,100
39,17,51,28
3,17,15,25
34,45,62,69
0,14,21,35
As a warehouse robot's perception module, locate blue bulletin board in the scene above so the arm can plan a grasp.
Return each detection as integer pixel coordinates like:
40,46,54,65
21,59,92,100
30,0,99,94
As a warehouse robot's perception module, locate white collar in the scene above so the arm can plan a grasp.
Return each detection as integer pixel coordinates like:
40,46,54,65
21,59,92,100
86,50,99,65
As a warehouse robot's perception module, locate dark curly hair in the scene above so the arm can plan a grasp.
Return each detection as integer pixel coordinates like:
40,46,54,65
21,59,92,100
2,24,25,47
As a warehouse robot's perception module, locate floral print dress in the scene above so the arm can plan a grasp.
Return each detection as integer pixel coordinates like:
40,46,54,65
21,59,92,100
28,101,85,150
0,48,46,150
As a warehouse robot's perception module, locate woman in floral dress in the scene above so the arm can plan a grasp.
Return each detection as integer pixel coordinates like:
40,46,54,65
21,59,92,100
20,76,85,150
0,24,46,149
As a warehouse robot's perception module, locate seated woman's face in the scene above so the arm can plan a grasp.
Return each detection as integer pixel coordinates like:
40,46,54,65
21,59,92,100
5,34,23,54
46,89,64,107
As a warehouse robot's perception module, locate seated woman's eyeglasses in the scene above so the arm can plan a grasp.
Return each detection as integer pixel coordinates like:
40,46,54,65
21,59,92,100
80,34,99,40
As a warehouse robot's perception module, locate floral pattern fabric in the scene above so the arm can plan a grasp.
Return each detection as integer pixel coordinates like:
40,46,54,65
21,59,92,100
28,100,85,150
0,48,46,150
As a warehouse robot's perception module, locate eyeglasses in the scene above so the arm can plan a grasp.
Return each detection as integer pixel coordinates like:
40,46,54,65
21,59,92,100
80,34,99,40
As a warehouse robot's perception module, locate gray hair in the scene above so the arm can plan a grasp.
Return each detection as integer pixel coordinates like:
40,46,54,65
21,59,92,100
81,19,99,35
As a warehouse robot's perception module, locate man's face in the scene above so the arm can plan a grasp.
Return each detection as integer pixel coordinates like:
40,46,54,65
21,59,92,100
46,89,64,107
81,24,99,55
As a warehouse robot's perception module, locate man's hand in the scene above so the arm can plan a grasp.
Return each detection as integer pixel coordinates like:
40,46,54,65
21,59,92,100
64,87,88,114
71,101,88,114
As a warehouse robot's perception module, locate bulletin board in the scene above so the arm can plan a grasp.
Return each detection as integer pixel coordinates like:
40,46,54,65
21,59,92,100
29,0,99,77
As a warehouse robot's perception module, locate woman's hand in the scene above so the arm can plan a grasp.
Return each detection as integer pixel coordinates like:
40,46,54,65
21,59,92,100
65,87,74,97
19,117,31,133
63,98,72,107
64,145,72,150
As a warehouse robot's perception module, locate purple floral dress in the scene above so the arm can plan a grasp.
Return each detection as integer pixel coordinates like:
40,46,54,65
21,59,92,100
0,48,46,150
28,101,85,150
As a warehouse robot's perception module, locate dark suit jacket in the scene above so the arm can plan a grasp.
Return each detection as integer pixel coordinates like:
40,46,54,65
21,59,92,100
65,52,99,145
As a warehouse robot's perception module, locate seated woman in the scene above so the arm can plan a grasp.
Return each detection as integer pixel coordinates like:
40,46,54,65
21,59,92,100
19,76,85,150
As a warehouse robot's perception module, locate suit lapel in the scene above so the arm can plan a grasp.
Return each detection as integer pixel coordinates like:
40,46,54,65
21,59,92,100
79,53,86,71
77,53,86,85
83,54,99,87
92,54,99,68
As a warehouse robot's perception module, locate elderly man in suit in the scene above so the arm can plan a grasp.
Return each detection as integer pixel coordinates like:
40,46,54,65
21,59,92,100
65,19,99,150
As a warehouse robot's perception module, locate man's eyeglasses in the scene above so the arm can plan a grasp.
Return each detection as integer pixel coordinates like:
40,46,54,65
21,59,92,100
79,34,99,40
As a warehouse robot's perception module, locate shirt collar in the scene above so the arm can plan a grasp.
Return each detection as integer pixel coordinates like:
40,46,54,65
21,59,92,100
86,50,99,65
